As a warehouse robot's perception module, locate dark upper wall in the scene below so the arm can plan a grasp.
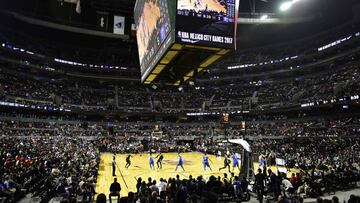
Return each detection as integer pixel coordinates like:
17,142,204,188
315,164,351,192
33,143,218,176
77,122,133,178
236,0,358,49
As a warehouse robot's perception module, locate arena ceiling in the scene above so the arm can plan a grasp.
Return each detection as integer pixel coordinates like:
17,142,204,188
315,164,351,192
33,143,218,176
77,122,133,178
2,0,358,21
1,0,355,48
0,0,359,78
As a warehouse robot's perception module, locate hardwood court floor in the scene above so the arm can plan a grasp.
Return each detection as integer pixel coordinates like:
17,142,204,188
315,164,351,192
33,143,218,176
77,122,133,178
95,152,296,198
178,0,227,13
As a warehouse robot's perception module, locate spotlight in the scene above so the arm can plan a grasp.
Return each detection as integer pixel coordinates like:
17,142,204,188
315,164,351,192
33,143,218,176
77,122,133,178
280,1,293,11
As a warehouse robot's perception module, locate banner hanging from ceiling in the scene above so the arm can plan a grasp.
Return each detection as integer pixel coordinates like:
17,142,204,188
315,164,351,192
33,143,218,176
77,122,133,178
113,16,125,35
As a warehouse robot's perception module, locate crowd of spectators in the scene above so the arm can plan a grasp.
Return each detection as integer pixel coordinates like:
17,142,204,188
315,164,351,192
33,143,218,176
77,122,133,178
109,171,359,203
1,132,359,202
0,112,359,202
0,137,99,202
249,137,360,201
1,115,359,140
0,58,359,113
112,173,250,203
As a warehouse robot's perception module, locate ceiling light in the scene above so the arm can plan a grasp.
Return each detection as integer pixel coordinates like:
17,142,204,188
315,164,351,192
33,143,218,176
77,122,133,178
280,1,293,11
260,14,268,20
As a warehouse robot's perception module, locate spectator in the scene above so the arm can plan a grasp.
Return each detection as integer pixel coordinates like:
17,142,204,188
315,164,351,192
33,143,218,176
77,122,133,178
109,178,121,203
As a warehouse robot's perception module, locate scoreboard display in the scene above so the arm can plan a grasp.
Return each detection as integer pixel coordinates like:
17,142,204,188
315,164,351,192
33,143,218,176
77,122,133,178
134,0,173,82
134,0,239,84
176,0,237,49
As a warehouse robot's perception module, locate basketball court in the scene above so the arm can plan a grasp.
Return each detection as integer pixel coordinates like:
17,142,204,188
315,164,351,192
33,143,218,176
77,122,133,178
177,0,227,13
95,152,298,198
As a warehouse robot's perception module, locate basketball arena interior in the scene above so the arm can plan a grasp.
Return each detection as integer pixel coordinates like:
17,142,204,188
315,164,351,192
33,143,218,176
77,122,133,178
0,0,360,203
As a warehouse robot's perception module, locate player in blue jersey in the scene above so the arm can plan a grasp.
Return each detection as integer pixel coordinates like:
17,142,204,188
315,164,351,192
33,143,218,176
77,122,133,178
175,152,185,171
259,154,265,168
232,152,240,172
203,153,212,171
149,152,155,170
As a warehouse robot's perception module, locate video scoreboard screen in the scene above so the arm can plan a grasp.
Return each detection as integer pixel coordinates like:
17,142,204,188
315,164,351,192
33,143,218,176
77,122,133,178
134,0,238,83
134,0,173,82
176,0,238,49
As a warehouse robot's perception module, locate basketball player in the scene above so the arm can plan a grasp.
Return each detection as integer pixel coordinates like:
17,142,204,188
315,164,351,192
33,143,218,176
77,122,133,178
175,152,185,171
125,154,132,169
112,154,116,176
155,152,164,169
232,152,240,172
219,154,231,172
149,153,155,170
259,153,265,168
203,153,212,171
